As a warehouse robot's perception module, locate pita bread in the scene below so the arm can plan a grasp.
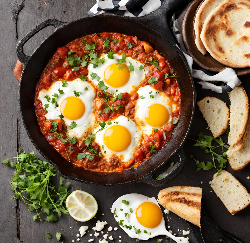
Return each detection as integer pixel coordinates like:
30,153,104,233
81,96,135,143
200,0,250,68
158,186,202,227
194,0,226,55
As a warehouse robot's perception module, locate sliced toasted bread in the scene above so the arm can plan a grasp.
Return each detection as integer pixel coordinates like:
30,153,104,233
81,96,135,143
228,86,249,147
210,170,250,214
158,186,202,227
227,114,250,171
197,97,229,138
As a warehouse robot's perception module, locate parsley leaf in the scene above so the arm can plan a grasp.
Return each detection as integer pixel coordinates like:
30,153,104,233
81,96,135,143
149,59,159,66
149,145,157,154
58,88,64,95
85,43,97,51
147,76,158,84
44,95,51,102
68,137,77,144
118,65,124,70
138,65,144,70
84,87,88,90
46,232,52,239
104,39,110,48
127,42,133,48
99,122,106,128
113,39,119,44
172,118,178,124
122,200,129,205
59,113,64,119
77,153,94,161
62,80,67,87
73,90,81,97
67,55,82,67
56,232,62,241
98,81,108,91
128,62,134,72
140,96,145,99
44,104,49,111
117,53,126,64
70,121,77,129
1,152,70,222
80,75,86,81
50,120,58,132
108,51,114,59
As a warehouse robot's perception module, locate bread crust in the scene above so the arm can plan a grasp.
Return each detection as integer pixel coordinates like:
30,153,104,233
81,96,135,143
158,186,202,227
200,0,250,68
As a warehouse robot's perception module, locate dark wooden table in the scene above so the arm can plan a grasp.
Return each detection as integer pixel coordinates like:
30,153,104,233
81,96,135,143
1,0,250,242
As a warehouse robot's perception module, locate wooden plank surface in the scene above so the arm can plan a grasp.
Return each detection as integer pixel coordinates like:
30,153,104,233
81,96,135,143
1,0,249,242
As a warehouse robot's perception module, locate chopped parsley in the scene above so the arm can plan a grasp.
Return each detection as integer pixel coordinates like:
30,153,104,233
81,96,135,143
117,53,126,64
73,90,81,97
108,121,112,125
51,98,59,107
46,232,52,239
140,96,145,99
122,200,129,205
103,107,110,114
56,232,62,241
133,226,141,234
129,208,133,213
108,51,114,59
59,113,64,119
73,66,80,71
44,104,49,111
62,80,67,87
90,72,101,81
84,87,88,90
77,153,94,161
44,95,51,102
50,120,58,132
80,75,86,81
113,39,119,44
147,76,158,84
153,128,158,133
149,145,157,154
67,55,83,67
69,121,77,129
84,42,97,51
52,93,59,98
104,39,110,48
149,59,159,67
150,94,155,98
138,65,144,70
127,42,133,48
99,122,106,129
98,81,108,91
172,118,178,124
68,137,77,144
128,62,134,72
118,65,124,70
58,88,64,94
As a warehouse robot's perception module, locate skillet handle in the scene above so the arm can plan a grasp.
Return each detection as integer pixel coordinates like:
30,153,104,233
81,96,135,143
16,19,67,67
139,146,186,187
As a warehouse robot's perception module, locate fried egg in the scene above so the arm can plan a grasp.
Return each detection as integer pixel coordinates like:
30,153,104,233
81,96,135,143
94,116,142,165
111,193,165,240
135,85,172,135
38,78,95,138
88,54,148,94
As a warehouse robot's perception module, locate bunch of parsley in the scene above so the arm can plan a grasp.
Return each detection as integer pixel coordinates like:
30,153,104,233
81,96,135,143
190,132,229,174
2,152,70,222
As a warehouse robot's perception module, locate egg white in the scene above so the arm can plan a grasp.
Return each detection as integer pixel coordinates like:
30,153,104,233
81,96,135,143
111,193,166,240
88,54,149,94
135,85,173,135
38,78,96,138
94,116,142,164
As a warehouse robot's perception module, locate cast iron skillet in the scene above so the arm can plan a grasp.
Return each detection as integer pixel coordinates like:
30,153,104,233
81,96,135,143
17,15,194,186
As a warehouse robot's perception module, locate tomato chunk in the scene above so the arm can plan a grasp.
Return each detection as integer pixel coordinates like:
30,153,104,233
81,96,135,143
134,149,144,162
57,47,69,59
41,74,51,86
154,71,165,81
53,67,66,78
44,120,52,132
159,58,166,68
152,81,163,91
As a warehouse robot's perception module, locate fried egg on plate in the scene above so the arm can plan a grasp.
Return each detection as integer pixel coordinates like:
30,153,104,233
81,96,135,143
88,53,149,94
94,116,142,165
135,85,172,135
38,78,95,138
111,193,165,240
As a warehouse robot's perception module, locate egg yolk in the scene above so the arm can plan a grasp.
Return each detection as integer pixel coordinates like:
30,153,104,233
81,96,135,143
136,202,162,228
104,125,131,152
145,103,169,127
104,63,130,88
60,96,85,120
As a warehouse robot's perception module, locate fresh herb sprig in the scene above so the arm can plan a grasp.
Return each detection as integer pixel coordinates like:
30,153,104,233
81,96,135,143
190,132,229,174
2,152,70,222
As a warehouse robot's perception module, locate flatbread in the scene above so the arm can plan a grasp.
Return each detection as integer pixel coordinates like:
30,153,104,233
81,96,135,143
200,0,250,68
194,0,226,55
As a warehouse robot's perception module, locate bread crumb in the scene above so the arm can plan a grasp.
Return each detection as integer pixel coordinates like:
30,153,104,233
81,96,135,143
77,239,80,242
183,230,190,235
247,176,250,179
114,227,118,231
94,232,100,237
108,226,112,231
76,234,80,237
88,240,94,242
99,240,108,243
109,236,113,240
103,234,108,239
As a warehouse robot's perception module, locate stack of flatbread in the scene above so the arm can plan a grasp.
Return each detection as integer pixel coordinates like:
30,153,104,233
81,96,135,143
194,0,250,68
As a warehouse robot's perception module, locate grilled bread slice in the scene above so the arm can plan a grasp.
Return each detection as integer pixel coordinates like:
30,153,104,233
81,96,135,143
194,0,225,55
228,86,249,147
210,170,250,214
197,97,229,138
158,186,202,227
